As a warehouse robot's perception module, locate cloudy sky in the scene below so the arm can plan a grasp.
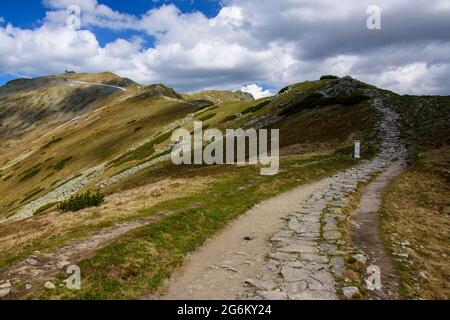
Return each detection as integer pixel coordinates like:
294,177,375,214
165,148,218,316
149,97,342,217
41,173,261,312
0,0,449,97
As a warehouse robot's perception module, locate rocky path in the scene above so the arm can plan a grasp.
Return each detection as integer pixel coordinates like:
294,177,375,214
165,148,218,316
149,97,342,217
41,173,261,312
154,97,407,300
0,212,169,299
152,178,332,300
242,97,407,300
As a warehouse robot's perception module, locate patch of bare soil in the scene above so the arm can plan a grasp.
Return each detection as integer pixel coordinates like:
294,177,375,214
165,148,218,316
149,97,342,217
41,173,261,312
351,160,407,299
149,178,331,300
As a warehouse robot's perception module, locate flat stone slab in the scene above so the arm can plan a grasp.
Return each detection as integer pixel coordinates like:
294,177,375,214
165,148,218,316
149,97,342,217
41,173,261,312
257,290,287,300
0,288,11,298
269,252,298,262
288,218,302,233
279,245,318,254
281,266,310,282
288,290,337,300
330,256,345,277
300,254,329,264
284,240,317,247
245,279,276,291
342,286,360,299
319,243,337,255
323,230,342,240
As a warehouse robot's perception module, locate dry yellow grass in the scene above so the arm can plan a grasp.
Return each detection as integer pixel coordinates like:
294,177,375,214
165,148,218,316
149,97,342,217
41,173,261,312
381,146,450,299
0,89,195,216
0,177,213,265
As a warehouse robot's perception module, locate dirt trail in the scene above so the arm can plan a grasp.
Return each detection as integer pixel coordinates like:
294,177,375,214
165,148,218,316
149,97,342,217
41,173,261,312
0,212,169,299
151,178,331,300
351,159,406,299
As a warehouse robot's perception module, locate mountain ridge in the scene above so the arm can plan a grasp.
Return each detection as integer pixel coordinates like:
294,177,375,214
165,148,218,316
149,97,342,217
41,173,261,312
0,72,448,222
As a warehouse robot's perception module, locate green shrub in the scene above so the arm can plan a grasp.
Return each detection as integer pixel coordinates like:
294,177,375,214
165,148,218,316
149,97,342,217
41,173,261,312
52,156,73,170
279,93,327,116
278,86,291,94
334,94,370,107
192,99,215,111
42,137,63,149
242,100,272,115
320,75,338,80
279,93,370,117
57,190,105,213
41,172,55,182
110,129,177,167
19,166,42,182
2,174,13,182
21,187,45,203
198,113,216,121
34,202,57,215
222,114,238,123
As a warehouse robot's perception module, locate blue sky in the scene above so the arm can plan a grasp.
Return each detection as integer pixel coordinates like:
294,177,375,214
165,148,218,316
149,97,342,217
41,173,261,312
0,0,224,86
0,0,449,96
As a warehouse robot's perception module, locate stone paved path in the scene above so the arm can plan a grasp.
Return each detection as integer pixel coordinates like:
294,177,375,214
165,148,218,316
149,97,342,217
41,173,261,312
245,97,407,300
153,178,331,300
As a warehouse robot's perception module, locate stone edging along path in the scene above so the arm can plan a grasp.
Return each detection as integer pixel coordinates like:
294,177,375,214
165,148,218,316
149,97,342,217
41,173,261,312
244,97,407,300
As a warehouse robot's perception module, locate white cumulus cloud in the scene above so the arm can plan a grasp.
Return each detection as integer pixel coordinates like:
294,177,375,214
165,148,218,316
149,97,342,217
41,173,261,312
241,84,274,99
0,0,449,95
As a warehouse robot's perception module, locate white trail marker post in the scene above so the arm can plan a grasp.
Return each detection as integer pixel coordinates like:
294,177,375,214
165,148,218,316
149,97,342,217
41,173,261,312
354,140,361,159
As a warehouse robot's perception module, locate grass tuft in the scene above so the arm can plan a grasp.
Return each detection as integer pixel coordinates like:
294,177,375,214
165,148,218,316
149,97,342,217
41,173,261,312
57,190,105,213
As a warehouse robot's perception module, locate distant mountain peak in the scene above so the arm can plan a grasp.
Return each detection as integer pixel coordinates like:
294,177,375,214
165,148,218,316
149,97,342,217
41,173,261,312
131,84,183,101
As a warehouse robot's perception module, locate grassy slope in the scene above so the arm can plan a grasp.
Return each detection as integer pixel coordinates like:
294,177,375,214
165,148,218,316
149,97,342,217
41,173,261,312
182,90,254,104
0,90,197,216
381,147,450,299
380,95,450,299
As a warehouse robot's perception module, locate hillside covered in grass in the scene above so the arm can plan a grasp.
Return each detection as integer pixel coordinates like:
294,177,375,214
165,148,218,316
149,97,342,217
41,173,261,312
0,74,381,221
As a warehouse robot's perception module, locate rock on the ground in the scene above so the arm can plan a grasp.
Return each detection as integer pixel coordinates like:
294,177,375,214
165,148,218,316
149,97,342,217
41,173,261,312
0,280,12,289
353,254,367,263
0,281,12,298
281,266,310,282
44,281,56,290
57,260,71,270
26,257,38,265
0,288,11,298
257,290,287,300
342,286,360,299
245,279,276,291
